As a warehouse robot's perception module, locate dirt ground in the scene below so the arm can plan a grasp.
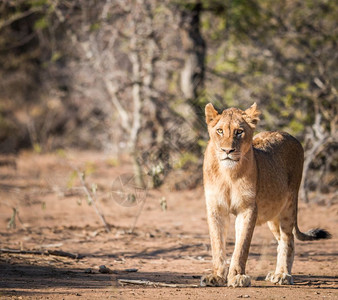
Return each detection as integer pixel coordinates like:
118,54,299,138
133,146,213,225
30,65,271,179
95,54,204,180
0,151,337,299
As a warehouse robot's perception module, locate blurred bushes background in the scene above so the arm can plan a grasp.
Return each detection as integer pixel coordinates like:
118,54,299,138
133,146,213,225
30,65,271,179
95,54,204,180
0,0,337,202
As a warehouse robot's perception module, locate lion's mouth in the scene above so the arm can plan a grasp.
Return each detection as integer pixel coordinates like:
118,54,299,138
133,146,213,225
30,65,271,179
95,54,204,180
219,156,240,168
220,157,239,162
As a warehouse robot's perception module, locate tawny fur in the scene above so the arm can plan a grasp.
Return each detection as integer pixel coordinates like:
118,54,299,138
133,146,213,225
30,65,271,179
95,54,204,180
201,103,331,287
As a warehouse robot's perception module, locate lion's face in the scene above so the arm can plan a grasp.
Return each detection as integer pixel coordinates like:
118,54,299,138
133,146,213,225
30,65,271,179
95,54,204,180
205,104,260,168
211,109,253,168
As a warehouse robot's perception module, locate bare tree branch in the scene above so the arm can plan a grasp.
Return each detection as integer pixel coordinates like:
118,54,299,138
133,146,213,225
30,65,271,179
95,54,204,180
0,7,43,31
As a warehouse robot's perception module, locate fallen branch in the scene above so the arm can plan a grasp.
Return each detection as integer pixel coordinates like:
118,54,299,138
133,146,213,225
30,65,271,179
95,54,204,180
47,250,84,259
99,265,139,274
117,279,199,288
0,248,84,259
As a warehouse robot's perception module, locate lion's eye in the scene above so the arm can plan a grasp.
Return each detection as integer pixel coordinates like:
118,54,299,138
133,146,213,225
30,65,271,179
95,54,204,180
216,128,223,135
235,129,243,136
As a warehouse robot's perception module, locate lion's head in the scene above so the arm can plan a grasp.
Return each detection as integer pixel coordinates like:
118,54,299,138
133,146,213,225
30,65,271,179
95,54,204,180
205,103,261,168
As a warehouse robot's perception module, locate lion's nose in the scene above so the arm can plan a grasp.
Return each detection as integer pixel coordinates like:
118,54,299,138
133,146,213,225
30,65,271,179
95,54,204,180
221,148,235,154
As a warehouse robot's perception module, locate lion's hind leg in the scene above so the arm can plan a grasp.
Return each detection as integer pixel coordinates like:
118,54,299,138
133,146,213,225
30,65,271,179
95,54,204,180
266,201,295,285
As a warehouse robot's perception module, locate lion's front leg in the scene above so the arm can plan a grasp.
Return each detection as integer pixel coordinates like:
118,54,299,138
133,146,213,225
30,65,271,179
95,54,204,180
227,206,257,287
201,198,229,287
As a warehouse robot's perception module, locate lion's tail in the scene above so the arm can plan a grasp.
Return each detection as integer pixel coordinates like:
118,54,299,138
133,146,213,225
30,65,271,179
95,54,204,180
293,226,332,241
292,195,331,241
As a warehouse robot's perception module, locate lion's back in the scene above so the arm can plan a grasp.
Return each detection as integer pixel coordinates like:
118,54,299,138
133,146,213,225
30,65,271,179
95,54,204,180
254,131,303,184
253,131,304,164
254,131,302,151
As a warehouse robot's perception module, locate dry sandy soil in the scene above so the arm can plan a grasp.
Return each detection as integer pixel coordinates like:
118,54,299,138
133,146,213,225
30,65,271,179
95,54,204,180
0,151,337,299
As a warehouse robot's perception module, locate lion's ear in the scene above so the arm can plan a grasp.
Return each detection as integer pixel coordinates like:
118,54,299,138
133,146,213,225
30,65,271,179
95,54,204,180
205,103,219,125
244,102,260,128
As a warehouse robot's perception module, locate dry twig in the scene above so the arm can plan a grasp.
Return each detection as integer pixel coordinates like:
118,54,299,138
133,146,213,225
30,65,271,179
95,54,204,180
74,168,111,233
117,279,199,288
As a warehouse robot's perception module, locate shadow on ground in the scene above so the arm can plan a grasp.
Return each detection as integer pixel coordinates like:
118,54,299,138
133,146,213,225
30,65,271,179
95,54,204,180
1,258,337,297
0,259,199,292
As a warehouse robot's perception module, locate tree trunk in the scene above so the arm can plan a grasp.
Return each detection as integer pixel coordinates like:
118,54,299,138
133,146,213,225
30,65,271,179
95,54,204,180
179,1,206,136
179,1,206,104
129,35,145,188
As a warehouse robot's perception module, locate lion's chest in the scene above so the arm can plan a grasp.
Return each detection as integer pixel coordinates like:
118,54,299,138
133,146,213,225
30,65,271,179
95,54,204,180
228,183,256,215
206,180,256,215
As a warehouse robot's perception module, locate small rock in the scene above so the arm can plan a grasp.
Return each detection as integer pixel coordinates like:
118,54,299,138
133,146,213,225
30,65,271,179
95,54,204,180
146,232,155,238
99,265,112,274
84,268,93,274
125,268,138,273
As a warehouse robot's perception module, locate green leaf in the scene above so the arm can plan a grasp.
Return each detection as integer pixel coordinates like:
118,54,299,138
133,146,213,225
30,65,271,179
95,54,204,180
34,17,48,30
67,170,78,189
174,152,198,169
51,52,61,62
33,143,42,153
90,22,101,31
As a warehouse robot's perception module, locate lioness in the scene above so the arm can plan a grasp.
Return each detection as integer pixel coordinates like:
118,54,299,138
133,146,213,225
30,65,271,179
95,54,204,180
201,103,331,287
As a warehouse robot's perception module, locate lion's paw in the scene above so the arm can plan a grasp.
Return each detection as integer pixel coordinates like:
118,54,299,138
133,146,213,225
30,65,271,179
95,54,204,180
227,274,251,287
200,274,227,287
265,271,274,281
265,272,293,285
